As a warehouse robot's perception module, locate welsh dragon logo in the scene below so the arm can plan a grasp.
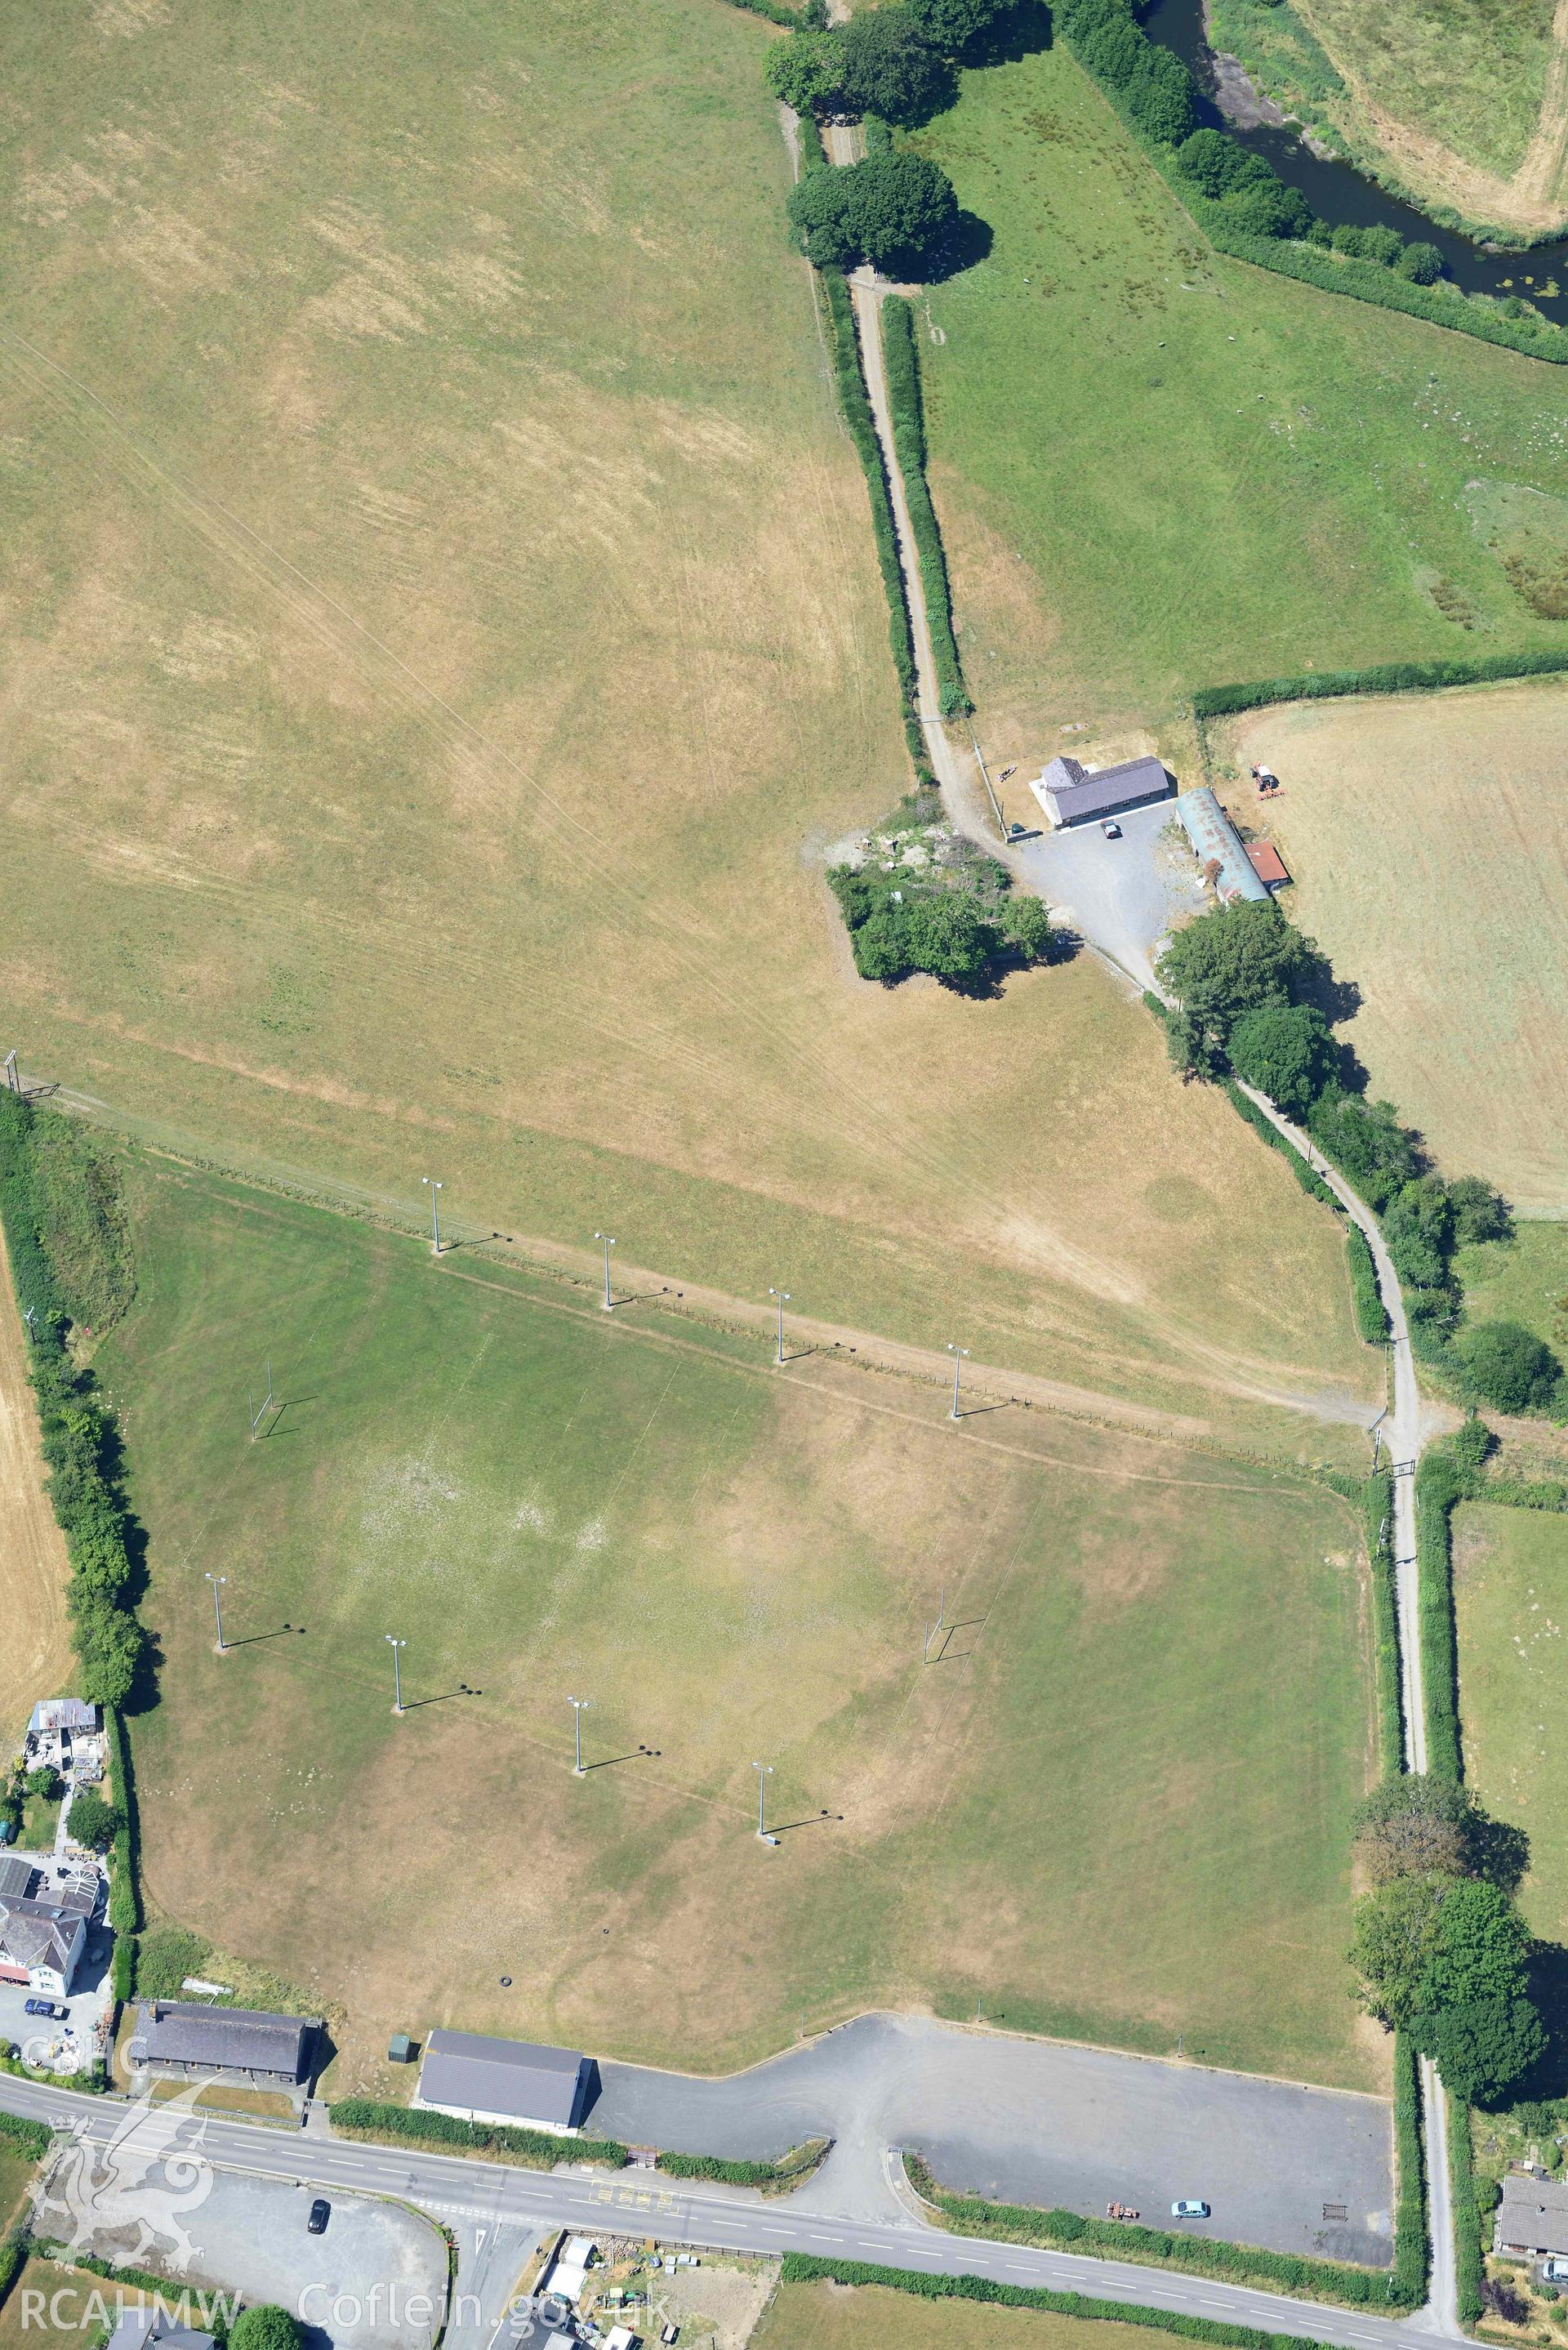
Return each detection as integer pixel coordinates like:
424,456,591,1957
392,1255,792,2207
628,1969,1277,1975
32,2082,214,2274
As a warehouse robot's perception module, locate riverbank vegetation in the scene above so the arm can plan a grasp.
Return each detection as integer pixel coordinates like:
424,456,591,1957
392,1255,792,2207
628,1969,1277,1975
1206,0,1568,242
1057,0,1568,355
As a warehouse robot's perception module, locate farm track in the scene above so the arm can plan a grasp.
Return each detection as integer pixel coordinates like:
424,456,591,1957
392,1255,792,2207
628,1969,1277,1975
808,104,1459,2317
1236,1087,1457,2339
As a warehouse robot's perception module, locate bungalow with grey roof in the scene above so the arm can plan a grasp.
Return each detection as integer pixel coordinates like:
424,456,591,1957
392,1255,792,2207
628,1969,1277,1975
127,2000,320,2087
1496,2174,1568,2260
1030,753,1173,830
415,2029,590,2134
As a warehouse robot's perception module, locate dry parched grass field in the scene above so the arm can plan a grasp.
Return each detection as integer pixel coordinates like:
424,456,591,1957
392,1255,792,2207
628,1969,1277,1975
0,0,1374,1446
755,2281,1204,2350
107,1155,1377,2091
1218,681,1568,1218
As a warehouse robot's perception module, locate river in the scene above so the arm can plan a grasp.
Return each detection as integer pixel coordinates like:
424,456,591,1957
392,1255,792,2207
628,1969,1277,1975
1141,0,1568,301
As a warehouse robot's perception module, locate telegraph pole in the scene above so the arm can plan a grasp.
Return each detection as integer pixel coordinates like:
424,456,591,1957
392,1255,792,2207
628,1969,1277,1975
768,1288,791,1367
422,1178,443,1257
595,1233,616,1311
947,1343,969,1421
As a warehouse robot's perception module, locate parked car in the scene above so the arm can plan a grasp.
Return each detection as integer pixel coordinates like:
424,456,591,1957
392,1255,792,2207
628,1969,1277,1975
1170,2200,1210,2219
1544,2259,1568,2284
23,1998,64,2020
1100,819,1121,839
307,2198,330,2236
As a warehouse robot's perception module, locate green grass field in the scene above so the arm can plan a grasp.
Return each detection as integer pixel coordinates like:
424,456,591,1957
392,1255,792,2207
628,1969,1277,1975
1454,1501,1568,1945
1456,1225,1568,1356
755,2280,1196,2350
911,42,1568,773
105,1151,1376,2089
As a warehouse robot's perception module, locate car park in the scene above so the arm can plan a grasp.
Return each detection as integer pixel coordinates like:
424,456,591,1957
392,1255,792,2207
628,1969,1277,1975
1171,2199,1210,2219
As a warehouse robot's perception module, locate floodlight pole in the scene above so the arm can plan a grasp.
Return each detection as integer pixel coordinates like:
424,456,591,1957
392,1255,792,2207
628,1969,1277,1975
568,1696,590,1776
205,1572,228,1654
423,1178,443,1257
753,1760,774,1840
947,1344,969,1421
595,1233,616,1311
769,1288,791,1367
386,1634,406,1715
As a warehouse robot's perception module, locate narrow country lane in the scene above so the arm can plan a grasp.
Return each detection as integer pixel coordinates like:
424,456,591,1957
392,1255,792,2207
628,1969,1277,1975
1235,1085,1458,2340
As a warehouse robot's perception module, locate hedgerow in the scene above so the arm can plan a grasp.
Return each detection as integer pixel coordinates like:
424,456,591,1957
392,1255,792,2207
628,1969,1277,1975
329,2098,628,2169
1392,2034,1429,2307
779,2252,1334,2344
1482,1476,1568,1511
0,2232,25,2318
1193,649,1568,717
880,296,969,716
1365,1469,1403,1779
0,2116,51,2165
657,2137,830,2191
817,267,929,778
1221,1081,1336,1206
902,2158,1417,2308
722,0,826,25
1346,1228,1386,1345
1414,1444,1465,1779
1449,2097,1484,2327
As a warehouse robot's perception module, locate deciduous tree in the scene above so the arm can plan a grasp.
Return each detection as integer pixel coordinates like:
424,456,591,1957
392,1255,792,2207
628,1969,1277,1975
1155,899,1315,1042
1226,1001,1334,1113
1456,1319,1561,1413
837,7,953,124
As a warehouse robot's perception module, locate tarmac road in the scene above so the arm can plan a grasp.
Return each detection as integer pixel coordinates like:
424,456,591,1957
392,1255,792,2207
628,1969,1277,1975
0,2076,1463,2350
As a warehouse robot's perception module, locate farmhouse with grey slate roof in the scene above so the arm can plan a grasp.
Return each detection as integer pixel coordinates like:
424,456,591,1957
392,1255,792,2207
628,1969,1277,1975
127,2000,320,2086
415,2028,590,2134
1031,753,1173,829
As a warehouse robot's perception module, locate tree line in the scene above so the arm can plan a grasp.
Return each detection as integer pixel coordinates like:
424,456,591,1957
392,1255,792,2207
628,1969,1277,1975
1155,899,1560,1416
0,1095,152,1711
1060,0,1445,286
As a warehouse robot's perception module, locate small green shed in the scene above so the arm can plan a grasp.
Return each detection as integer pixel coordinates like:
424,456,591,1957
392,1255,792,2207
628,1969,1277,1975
388,2032,416,2064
